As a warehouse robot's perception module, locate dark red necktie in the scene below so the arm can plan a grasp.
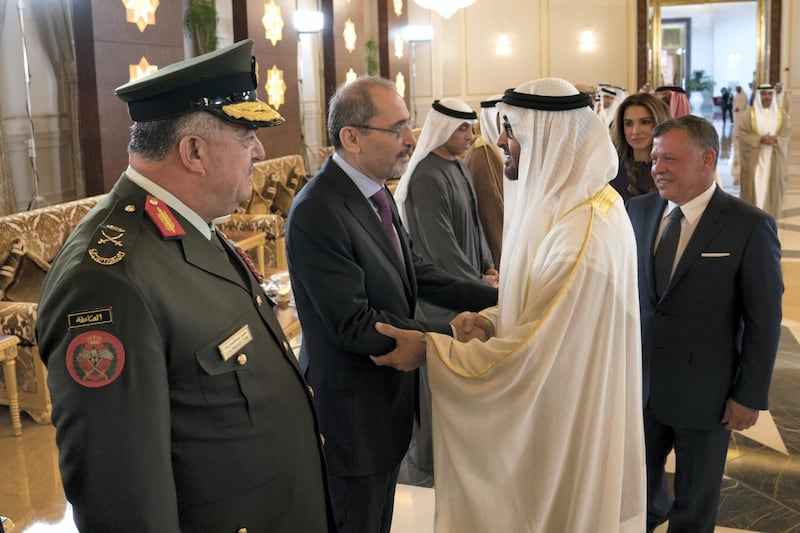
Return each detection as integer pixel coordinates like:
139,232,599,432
370,189,402,259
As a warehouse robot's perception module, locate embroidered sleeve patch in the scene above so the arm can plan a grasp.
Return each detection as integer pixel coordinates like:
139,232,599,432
68,307,113,329
66,330,126,388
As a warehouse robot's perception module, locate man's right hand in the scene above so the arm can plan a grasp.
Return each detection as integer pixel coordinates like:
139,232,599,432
451,312,494,342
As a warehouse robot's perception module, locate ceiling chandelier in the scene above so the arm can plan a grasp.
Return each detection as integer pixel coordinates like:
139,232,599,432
413,0,476,19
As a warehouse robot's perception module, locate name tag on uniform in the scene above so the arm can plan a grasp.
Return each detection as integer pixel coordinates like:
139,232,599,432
218,325,253,361
701,252,730,257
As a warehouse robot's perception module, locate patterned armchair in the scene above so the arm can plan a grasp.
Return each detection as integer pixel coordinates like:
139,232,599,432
217,154,308,269
0,196,104,423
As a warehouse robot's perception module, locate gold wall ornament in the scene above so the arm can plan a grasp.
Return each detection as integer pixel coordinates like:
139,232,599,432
262,0,284,46
343,18,357,53
129,57,158,82
345,68,358,85
266,65,286,110
395,72,406,98
394,34,404,59
394,0,403,17
121,0,159,32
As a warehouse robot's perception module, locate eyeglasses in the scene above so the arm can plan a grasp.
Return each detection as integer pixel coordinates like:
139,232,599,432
502,120,515,140
350,122,411,139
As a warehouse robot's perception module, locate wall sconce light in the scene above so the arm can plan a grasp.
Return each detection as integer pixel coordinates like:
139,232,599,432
293,10,324,33
262,0,284,46
265,64,286,110
394,34,404,59
122,0,159,32
579,28,596,53
345,68,358,85
402,24,434,43
394,0,404,16
495,34,511,56
129,57,157,82
413,0,476,19
402,25,433,127
293,10,324,175
343,18,357,53
395,72,406,98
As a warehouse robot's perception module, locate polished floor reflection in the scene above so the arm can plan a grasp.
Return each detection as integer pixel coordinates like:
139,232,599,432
0,116,798,532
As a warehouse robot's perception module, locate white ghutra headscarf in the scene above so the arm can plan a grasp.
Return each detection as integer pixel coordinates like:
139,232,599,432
479,95,503,148
394,98,477,225
753,84,779,135
496,78,618,330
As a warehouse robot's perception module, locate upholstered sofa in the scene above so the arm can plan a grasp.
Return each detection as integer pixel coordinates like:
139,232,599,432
0,156,306,424
0,195,104,423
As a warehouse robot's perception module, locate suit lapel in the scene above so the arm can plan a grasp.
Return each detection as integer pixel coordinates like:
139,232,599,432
664,187,728,296
325,160,413,288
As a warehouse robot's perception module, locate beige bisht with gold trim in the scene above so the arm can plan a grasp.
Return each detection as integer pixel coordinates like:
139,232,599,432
425,78,646,533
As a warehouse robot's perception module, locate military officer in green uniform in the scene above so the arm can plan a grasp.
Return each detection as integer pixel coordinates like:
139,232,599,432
36,40,334,532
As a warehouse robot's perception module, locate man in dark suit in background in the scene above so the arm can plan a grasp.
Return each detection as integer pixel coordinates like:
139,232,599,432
285,76,497,533
627,115,783,533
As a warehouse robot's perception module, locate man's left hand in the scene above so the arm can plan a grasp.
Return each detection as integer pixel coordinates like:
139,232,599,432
370,322,426,371
483,269,499,288
721,398,759,431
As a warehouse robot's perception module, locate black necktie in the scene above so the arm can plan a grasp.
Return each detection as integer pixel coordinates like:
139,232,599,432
654,207,683,298
370,189,402,259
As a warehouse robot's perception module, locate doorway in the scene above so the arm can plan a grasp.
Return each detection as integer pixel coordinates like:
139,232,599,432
638,0,780,92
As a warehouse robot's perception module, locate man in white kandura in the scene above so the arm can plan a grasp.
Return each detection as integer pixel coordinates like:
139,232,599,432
738,84,792,219
372,78,646,533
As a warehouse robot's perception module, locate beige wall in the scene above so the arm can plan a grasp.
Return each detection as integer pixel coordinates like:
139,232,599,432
405,0,796,115
406,0,638,110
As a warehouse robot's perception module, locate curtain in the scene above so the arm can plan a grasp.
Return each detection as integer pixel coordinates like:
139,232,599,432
30,0,85,199
0,2,18,215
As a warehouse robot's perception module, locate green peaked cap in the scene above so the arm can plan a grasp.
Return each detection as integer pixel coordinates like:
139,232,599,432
115,39,284,128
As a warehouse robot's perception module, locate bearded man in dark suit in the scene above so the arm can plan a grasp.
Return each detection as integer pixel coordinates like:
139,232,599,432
285,76,497,533
627,114,783,533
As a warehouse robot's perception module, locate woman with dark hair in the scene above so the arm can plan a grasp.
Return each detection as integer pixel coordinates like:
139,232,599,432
609,92,671,201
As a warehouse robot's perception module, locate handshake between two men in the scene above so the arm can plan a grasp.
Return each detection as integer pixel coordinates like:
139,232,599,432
370,312,495,372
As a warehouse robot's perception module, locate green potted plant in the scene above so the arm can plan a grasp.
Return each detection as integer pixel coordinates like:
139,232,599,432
365,39,379,76
686,69,714,93
686,69,714,112
184,0,218,56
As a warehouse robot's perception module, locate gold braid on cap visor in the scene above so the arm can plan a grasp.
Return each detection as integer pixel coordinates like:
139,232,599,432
192,90,284,126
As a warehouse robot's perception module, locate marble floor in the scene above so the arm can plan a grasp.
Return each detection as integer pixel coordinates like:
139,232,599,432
1,117,799,532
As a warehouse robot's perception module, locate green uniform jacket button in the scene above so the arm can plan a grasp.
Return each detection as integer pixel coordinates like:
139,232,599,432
237,528,247,533
308,385,314,397
237,354,247,366
255,295,262,306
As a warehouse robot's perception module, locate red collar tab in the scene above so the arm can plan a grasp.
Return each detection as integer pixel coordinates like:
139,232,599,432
144,195,186,239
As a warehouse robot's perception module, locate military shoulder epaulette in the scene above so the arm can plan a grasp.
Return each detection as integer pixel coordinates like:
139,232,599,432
85,196,146,267
144,195,186,239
